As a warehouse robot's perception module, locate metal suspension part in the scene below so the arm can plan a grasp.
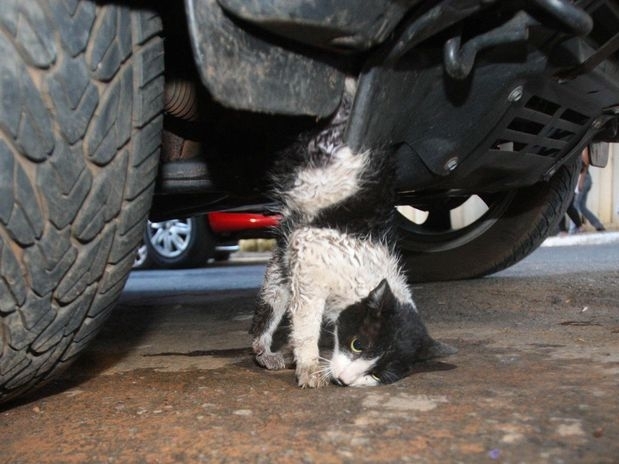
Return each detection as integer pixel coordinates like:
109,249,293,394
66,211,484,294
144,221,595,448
443,0,593,80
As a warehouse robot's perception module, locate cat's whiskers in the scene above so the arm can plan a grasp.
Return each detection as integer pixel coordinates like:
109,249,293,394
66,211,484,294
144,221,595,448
323,327,337,338
316,367,333,385
315,356,334,383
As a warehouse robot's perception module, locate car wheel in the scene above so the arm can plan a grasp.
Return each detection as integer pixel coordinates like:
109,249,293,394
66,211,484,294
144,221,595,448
144,217,215,269
0,0,164,403
398,160,579,282
133,242,151,270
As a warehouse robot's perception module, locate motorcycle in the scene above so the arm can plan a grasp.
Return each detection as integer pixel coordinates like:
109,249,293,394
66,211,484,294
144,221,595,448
1,0,618,403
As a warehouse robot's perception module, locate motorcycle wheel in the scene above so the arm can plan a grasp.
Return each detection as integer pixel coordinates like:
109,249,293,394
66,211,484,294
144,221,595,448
0,0,164,403
144,217,215,269
398,161,578,282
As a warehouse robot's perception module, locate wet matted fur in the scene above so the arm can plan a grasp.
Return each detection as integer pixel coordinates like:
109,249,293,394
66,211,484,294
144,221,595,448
251,91,455,388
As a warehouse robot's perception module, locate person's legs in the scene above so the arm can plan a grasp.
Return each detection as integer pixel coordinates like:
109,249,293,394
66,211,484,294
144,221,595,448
575,173,605,230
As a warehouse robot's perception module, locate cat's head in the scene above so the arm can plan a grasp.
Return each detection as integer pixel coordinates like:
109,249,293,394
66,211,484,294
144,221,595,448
329,279,455,387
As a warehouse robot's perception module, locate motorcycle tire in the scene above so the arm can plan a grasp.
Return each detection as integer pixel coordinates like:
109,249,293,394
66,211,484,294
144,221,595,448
399,160,579,282
0,0,164,403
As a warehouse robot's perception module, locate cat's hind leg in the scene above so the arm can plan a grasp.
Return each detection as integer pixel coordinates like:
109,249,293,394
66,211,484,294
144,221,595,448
251,252,291,370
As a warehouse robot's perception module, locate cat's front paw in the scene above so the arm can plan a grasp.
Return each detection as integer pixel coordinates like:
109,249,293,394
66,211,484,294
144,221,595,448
296,363,330,389
255,351,287,370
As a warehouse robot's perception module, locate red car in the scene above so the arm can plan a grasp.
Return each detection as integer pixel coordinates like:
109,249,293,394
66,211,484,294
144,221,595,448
134,212,280,269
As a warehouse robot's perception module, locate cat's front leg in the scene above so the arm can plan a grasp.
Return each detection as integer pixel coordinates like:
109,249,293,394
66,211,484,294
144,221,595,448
290,296,329,388
296,362,329,389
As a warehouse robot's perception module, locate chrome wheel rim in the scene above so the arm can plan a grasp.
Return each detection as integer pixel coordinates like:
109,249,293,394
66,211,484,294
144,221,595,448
147,219,193,258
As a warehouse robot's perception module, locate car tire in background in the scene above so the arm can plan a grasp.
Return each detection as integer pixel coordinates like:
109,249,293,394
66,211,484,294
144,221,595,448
132,242,151,270
399,160,579,282
143,217,216,269
0,1,164,403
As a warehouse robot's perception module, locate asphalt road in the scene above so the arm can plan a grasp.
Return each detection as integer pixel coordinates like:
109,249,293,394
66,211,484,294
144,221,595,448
2,240,618,463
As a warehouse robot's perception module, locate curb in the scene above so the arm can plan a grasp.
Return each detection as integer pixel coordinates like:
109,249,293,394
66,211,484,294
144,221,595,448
542,231,619,247
229,251,273,263
230,233,619,261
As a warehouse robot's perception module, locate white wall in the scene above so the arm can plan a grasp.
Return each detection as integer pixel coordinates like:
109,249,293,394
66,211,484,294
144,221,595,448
590,143,619,228
403,144,619,230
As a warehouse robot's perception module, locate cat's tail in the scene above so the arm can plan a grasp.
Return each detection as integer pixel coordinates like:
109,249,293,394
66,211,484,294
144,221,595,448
275,145,371,220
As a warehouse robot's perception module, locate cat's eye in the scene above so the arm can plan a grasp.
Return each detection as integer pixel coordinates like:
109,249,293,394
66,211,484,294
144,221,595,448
350,337,364,353
371,373,381,382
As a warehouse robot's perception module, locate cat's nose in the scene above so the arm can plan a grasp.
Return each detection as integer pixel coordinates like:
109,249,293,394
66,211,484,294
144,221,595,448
333,377,347,387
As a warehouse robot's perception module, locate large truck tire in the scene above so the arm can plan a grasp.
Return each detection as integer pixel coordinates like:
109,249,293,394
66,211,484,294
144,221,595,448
0,0,164,403
399,160,579,282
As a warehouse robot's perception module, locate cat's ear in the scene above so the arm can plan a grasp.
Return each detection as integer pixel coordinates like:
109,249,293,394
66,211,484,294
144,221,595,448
368,279,395,314
419,338,458,361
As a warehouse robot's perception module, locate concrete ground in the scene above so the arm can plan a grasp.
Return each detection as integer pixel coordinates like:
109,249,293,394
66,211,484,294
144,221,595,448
1,237,618,463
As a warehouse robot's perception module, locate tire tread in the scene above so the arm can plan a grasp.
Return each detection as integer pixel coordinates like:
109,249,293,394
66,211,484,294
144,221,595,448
0,0,163,403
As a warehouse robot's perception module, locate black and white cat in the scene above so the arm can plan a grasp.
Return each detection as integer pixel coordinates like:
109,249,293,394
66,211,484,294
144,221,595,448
250,85,455,388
